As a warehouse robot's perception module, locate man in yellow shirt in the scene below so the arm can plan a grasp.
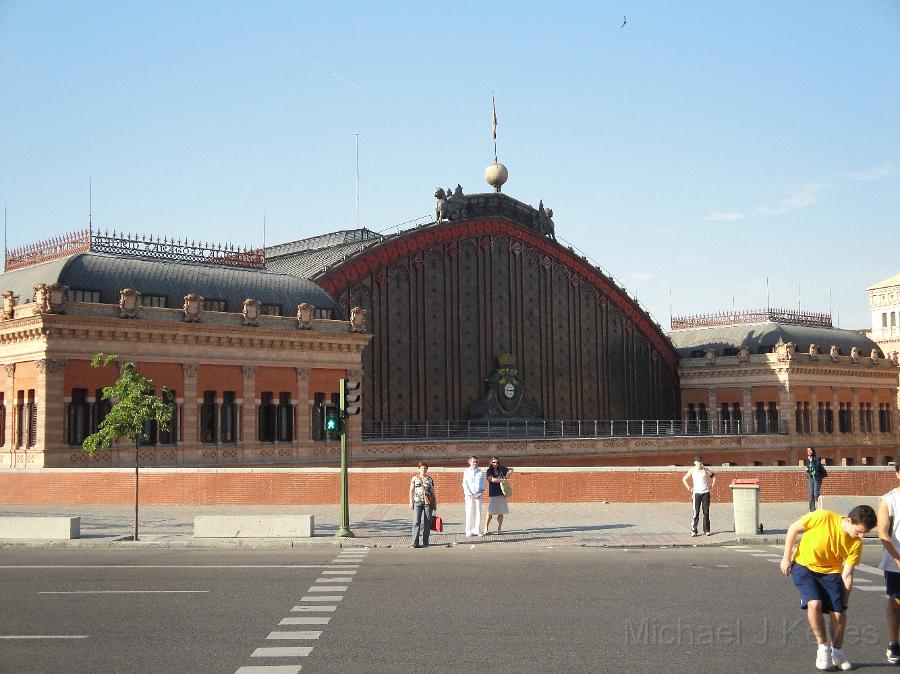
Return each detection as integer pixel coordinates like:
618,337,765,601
780,505,877,671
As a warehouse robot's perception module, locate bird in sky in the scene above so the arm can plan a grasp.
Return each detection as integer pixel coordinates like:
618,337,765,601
621,16,627,28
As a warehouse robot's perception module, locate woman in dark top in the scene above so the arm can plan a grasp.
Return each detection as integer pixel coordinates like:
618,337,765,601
484,457,512,534
803,447,825,511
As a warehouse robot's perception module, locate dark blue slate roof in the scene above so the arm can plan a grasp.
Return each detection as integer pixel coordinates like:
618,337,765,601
0,252,338,313
669,322,880,358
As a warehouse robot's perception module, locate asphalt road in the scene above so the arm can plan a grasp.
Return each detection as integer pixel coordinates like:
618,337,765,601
1,543,899,673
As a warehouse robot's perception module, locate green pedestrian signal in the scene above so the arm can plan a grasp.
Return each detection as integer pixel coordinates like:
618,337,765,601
322,403,342,439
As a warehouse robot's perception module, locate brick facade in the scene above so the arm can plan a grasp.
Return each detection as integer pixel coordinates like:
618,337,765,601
1,466,895,505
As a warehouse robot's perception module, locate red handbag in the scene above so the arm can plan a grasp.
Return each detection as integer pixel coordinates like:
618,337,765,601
430,515,443,532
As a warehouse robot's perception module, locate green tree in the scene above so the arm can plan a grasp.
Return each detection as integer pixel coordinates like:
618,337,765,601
82,354,174,541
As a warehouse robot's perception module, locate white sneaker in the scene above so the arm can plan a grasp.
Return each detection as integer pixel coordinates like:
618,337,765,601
816,646,832,671
831,650,852,670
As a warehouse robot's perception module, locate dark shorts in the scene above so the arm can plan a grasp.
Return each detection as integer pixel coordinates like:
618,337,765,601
886,570,900,599
791,563,847,614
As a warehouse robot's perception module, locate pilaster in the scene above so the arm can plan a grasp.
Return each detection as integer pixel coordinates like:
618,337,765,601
241,366,256,446
182,363,198,444
296,367,310,442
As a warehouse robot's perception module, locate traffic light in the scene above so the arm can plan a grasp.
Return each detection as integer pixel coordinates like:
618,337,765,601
343,379,361,416
322,403,342,439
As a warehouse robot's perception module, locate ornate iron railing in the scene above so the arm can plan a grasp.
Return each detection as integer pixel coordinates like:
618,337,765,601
671,308,832,330
5,229,265,271
361,418,789,441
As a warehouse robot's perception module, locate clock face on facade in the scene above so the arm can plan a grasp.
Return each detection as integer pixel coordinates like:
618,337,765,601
504,382,515,399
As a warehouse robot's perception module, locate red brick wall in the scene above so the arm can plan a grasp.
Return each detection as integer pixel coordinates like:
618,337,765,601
1,467,897,505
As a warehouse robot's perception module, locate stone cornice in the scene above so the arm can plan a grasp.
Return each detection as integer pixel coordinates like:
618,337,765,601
1,314,371,353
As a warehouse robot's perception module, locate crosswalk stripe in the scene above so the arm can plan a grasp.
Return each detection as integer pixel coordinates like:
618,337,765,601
307,585,347,592
300,596,343,602
322,571,356,575
251,647,313,657
315,578,351,583
856,564,884,577
858,586,887,592
266,632,321,640
280,617,330,625
855,579,872,583
235,666,301,674
291,606,337,612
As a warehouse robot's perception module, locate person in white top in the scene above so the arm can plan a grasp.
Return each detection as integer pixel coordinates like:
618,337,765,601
462,456,486,537
682,455,716,537
878,462,900,665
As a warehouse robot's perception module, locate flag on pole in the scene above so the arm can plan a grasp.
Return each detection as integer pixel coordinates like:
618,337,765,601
492,95,498,140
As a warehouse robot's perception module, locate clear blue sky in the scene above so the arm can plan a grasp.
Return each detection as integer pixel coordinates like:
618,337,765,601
2,1,898,330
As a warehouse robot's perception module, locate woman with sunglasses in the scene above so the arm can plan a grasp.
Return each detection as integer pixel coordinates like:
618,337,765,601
484,457,513,534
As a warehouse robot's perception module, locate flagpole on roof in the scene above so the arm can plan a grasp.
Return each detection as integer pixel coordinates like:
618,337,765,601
492,93,498,164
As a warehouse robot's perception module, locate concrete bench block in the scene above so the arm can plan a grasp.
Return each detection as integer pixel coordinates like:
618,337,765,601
0,516,80,539
817,495,882,513
193,515,314,538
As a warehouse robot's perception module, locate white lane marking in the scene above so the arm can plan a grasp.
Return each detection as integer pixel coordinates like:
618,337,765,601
40,590,208,594
251,647,313,657
280,617,331,625
299,595,343,602
750,554,780,557
321,570,356,575
855,578,872,583
307,586,347,592
858,586,888,592
765,559,780,563
0,635,89,639
315,578,351,583
856,564,885,577
266,631,321,640
725,545,749,549
2,565,335,569
235,667,301,674
291,606,337,612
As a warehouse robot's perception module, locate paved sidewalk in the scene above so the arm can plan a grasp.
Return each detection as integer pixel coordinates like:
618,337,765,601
0,501,826,548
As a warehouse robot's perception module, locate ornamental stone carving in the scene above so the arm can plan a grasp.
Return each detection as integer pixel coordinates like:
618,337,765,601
119,288,141,319
36,358,64,374
704,349,716,365
296,302,314,329
183,293,203,323
350,306,367,333
242,298,261,327
33,283,67,314
296,367,309,381
776,341,795,362
241,365,256,379
4,363,15,378
808,343,819,360
892,352,900,367
2,291,16,320
871,348,881,363
829,345,840,362
850,346,860,364
183,363,199,377
738,345,751,363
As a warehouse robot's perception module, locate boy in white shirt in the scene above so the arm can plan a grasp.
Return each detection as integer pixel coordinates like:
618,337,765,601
682,455,716,537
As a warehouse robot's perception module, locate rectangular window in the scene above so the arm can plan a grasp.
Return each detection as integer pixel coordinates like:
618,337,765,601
93,388,111,432
68,388,91,446
312,392,325,441
277,392,293,442
767,402,778,433
139,295,168,308
66,288,101,303
220,391,237,443
824,403,834,434
26,389,36,448
260,303,281,316
755,402,766,434
140,388,158,445
202,299,227,312
16,391,24,448
158,390,178,445
200,391,217,443
258,392,276,442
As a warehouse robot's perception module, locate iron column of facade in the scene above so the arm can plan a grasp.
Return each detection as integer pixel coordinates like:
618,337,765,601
336,378,354,537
